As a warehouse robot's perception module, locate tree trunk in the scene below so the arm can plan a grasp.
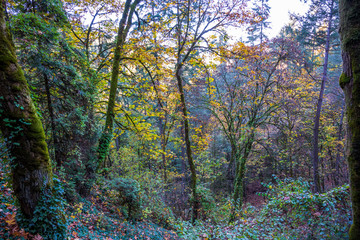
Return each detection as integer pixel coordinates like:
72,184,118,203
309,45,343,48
226,142,237,193
43,73,62,168
97,0,140,169
312,0,334,193
339,0,360,238
158,117,168,182
176,65,199,223
0,0,65,234
230,133,254,222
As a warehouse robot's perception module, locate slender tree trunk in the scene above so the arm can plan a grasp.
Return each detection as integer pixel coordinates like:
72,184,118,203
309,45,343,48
43,73,62,167
339,1,360,238
288,128,293,177
97,0,140,169
0,0,65,233
313,0,334,193
158,117,168,182
176,65,199,223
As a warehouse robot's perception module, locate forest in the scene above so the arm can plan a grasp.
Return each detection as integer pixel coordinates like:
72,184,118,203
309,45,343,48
0,0,359,239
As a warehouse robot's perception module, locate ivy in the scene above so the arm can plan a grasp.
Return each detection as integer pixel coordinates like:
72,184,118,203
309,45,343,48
16,176,67,240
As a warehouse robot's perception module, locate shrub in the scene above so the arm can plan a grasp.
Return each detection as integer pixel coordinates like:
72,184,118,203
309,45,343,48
196,185,216,221
258,176,351,239
175,176,351,240
141,192,175,228
108,178,142,221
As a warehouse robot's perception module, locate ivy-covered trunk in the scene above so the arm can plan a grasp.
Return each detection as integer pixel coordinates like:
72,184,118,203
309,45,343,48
230,134,254,222
339,0,360,238
0,1,65,237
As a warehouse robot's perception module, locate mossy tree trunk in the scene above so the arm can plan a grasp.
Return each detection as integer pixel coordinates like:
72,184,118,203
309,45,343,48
226,143,237,193
0,0,64,230
230,133,254,223
339,0,360,238
97,0,141,169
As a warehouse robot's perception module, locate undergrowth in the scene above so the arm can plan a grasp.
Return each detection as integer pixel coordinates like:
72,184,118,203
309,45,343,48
176,176,351,239
1,155,352,240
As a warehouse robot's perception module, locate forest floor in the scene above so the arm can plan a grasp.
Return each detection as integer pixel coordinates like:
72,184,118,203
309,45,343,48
0,167,179,239
0,165,353,240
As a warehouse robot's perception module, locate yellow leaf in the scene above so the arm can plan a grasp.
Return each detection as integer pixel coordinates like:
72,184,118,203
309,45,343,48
5,212,16,225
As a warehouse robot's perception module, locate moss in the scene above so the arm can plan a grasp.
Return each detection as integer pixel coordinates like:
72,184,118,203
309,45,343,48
12,67,28,85
339,0,360,52
350,223,360,240
340,1,360,238
11,83,22,91
0,1,57,226
0,21,17,72
339,73,351,89
97,131,112,170
0,54,16,71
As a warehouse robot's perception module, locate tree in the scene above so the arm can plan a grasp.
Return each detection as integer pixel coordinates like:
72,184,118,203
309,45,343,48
339,0,360,238
10,0,101,198
165,0,251,222
10,0,68,168
246,0,270,45
207,38,300,220
311,0,337,193
97,0,141,168
0,1,65,237
292,0,339,193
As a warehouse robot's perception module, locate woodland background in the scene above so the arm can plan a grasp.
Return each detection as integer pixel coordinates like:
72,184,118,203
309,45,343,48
0,0,353,239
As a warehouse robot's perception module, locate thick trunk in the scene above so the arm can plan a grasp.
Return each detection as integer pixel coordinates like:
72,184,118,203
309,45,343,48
339,0,360,238
0,1,65,235
176,66,198,223
226,143,237,193
0,1,52,218
97,0,140,169
313,0,334,193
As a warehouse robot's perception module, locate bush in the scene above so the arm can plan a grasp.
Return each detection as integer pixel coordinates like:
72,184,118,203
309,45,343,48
257,176,351,239
108,178,142,221
142,192,175,228
196,185,216,220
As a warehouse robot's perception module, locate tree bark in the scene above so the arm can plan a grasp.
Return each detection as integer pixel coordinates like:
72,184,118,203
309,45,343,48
226,144,236,193
97,0,141,169
0,0,64,231
339,0,360,238
312,0,334,193
176,65,199,223
230,133,254,222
